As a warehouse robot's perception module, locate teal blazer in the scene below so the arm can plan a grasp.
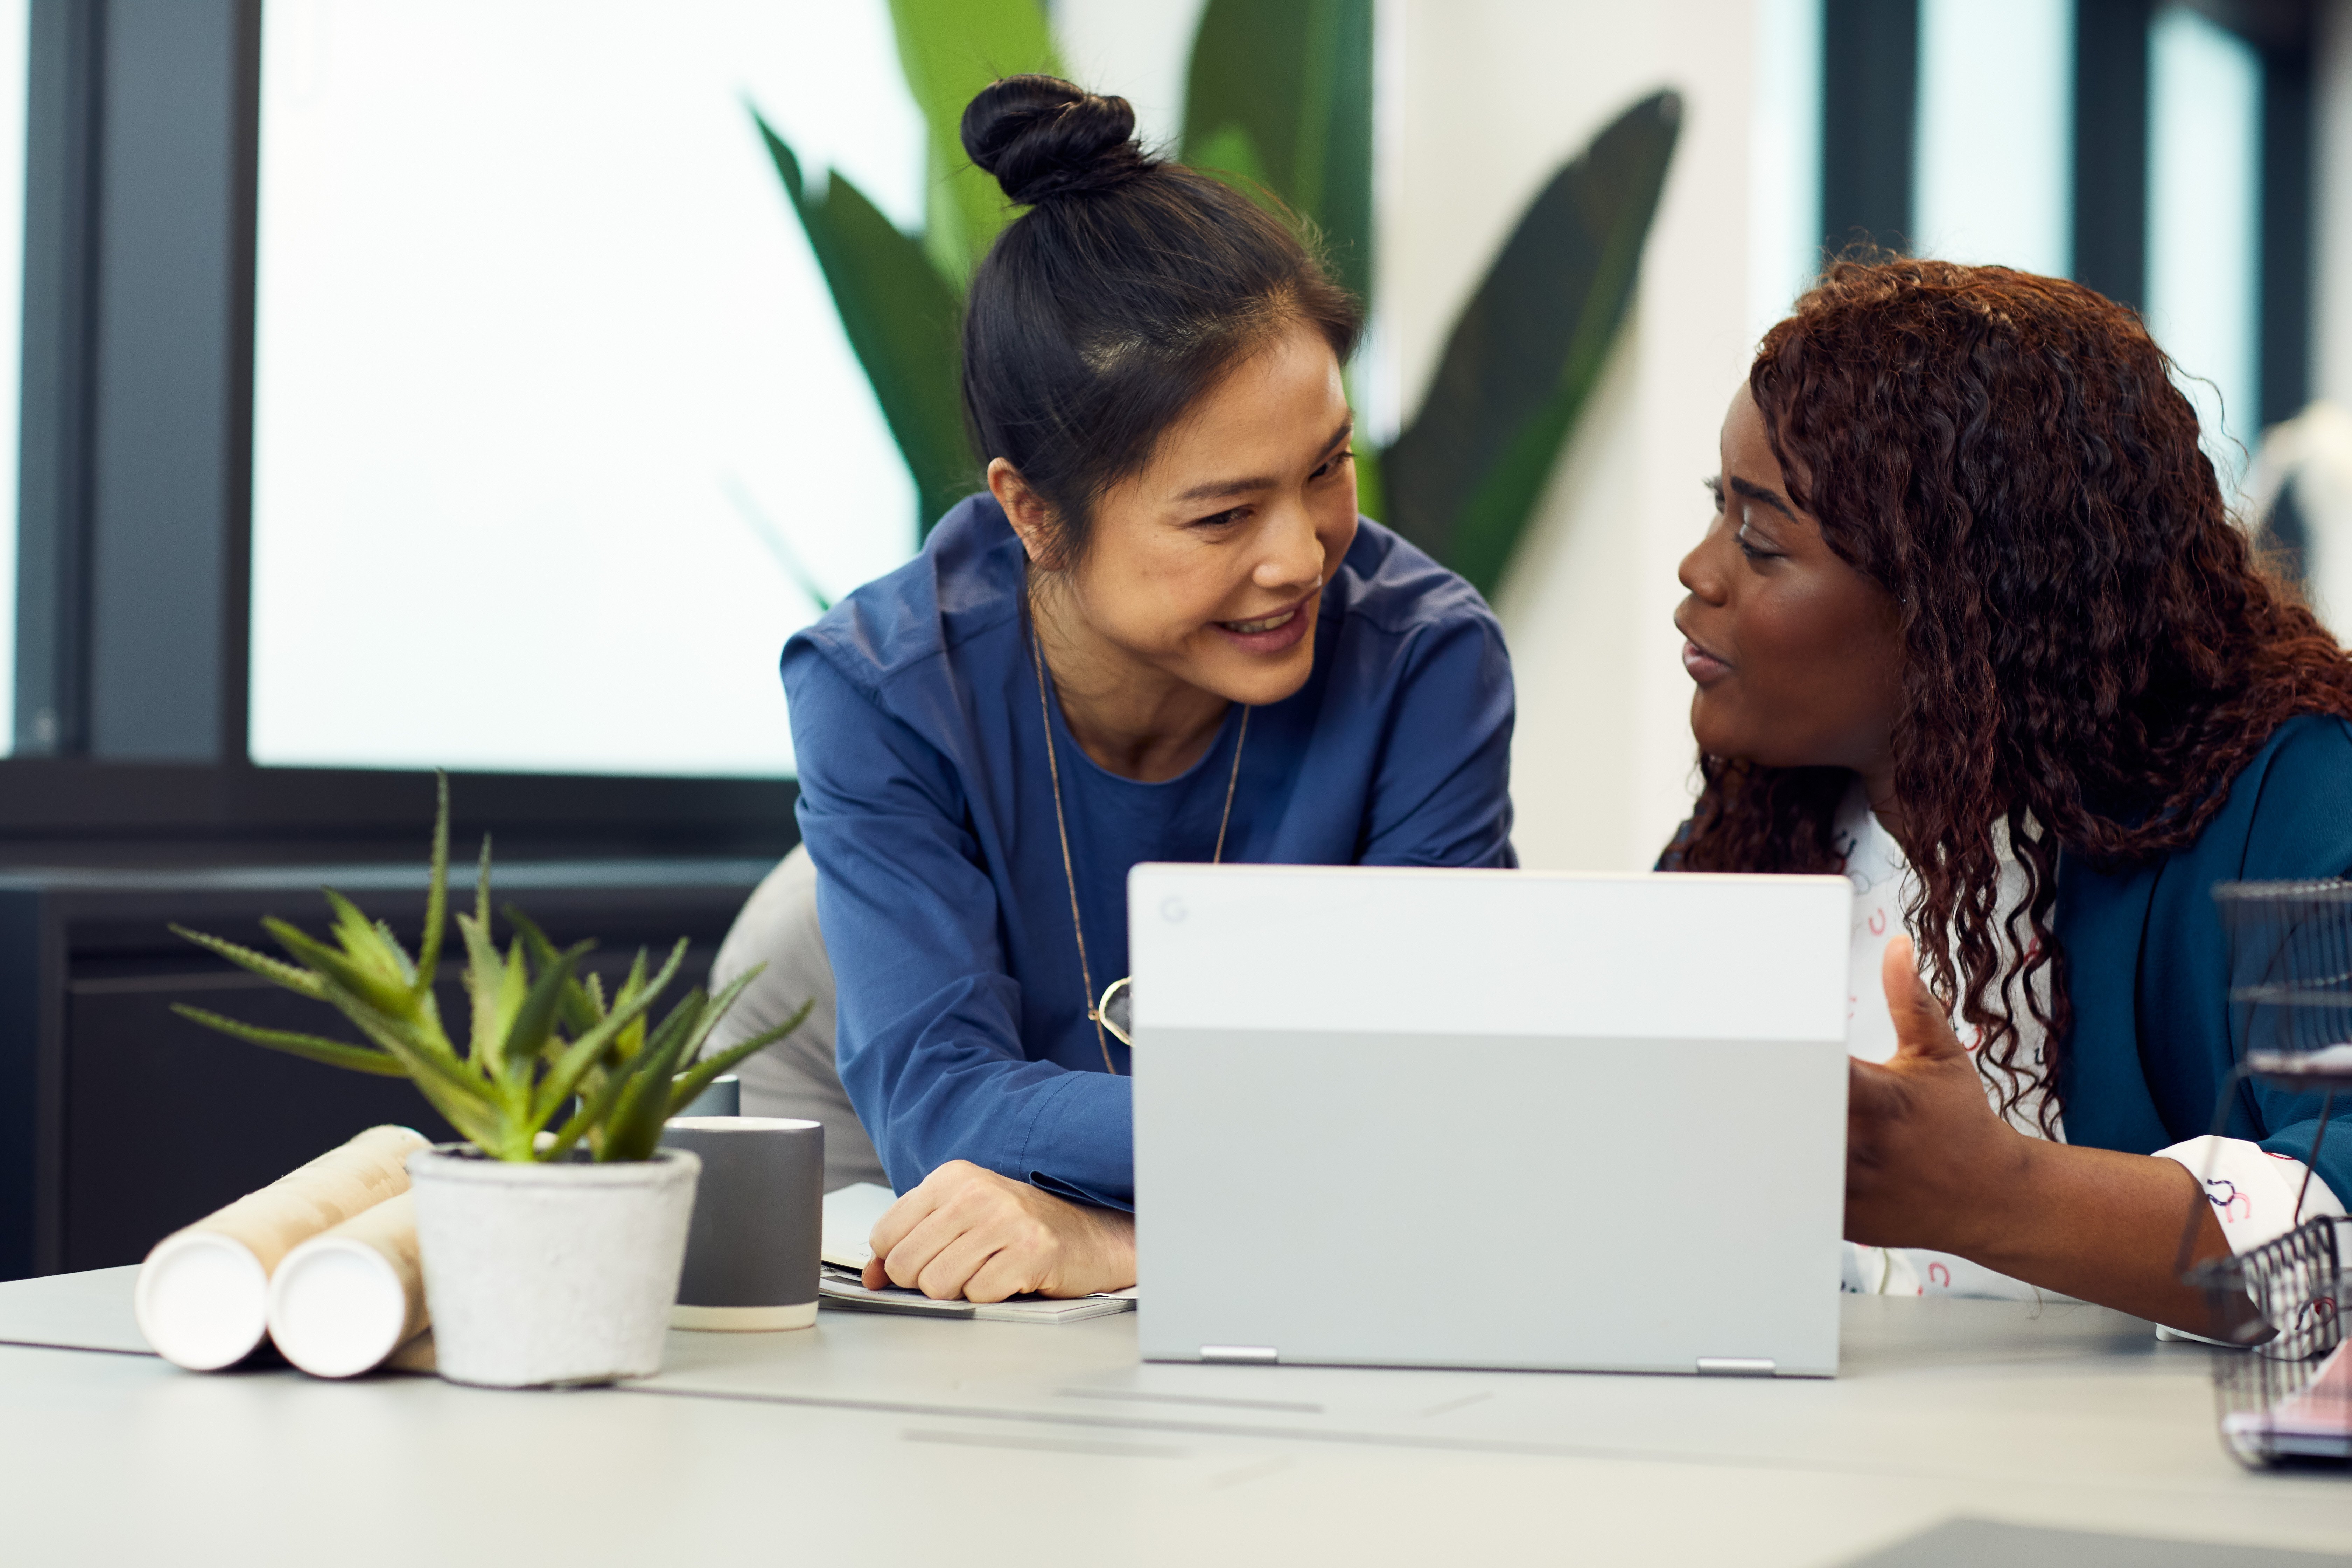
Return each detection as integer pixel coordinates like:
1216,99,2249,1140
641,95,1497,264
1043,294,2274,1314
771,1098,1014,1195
2057,714,2352,1205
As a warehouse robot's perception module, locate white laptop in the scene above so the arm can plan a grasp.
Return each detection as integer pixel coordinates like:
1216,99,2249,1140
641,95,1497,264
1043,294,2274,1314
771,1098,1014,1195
1127,864,1852,1378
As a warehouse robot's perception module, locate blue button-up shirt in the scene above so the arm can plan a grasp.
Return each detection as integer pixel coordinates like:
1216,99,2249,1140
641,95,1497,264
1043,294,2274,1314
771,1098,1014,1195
783,495,1516,1206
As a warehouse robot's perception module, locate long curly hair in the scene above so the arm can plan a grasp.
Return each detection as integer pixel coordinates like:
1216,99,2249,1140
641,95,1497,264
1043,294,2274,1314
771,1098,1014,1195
1674,258,2352,1132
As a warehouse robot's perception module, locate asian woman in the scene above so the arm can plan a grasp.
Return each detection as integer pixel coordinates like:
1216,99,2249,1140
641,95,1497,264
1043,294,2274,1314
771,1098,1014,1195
783,77,1516,1302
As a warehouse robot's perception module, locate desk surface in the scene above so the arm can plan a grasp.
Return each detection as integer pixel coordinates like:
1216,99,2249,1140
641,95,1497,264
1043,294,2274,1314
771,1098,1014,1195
0,1268,2346,1567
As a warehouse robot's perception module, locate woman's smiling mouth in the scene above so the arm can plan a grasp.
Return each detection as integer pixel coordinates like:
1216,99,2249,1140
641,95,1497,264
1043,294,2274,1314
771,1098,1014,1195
1212,592,1316,653
1226,607,1297,634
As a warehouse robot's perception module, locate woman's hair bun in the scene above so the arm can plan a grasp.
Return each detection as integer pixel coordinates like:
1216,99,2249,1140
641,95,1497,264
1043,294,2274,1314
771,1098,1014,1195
960,75,1148,205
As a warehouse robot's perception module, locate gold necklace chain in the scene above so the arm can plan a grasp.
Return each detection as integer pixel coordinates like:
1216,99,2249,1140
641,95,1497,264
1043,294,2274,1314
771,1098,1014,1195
1031,627,1247,1076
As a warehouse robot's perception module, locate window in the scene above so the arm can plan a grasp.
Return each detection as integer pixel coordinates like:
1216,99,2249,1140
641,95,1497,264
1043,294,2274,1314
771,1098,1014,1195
1788,0,2304,500
248,0,926,778
1911,0,2073,277
1749,0,1824,346
2145,2,2265,490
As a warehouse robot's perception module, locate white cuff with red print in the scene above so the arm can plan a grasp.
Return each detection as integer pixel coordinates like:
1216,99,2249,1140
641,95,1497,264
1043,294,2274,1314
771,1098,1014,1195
2153,1135,2345,1254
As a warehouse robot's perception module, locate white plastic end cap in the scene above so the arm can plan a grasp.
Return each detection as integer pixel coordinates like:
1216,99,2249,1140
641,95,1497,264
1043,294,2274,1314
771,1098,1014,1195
266,1239,409,1379
135,1232,269,1371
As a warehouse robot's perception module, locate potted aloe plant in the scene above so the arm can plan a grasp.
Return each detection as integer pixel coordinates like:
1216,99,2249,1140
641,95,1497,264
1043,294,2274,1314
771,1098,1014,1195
172,779,807,1388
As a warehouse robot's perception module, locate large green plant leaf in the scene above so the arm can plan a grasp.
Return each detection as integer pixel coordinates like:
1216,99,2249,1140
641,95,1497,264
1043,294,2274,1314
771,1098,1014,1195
886,0,1060,288
1379,91,1681,597
758,117,977,533
1180,0,1374,301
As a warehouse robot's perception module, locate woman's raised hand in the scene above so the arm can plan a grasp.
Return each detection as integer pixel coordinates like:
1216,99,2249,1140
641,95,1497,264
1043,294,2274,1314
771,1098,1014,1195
1847,937,2244,1330
863,1160,1136,1302
1843,936,2033,1253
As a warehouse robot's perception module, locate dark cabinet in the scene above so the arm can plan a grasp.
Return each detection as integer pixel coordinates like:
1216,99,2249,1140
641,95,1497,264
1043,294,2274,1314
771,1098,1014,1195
0,860,769,1278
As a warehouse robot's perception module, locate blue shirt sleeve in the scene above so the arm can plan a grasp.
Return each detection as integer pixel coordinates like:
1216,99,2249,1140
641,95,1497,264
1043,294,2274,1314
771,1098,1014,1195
784,646,1133,1205
1356,612,1518,869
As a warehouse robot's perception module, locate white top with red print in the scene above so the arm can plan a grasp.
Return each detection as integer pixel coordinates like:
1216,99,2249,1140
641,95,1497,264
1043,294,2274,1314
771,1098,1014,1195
1831,783,2342,1301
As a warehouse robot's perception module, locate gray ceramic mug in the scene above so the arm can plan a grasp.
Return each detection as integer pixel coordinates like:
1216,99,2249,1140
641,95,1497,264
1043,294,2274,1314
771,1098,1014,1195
660,1116,823,1330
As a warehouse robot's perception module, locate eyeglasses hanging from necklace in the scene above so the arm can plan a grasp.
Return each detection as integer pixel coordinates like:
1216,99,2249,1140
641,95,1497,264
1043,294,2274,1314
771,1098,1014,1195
1030,628,1248,1071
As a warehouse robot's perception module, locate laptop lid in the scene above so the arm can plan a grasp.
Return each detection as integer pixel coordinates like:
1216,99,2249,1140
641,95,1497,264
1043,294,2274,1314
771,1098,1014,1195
1128,864,1853,1376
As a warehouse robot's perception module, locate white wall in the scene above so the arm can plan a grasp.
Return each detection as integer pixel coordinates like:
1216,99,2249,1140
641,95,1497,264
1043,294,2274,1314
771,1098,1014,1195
1055,0,1756,871
1388,2,1754,870
1050,0,1206,150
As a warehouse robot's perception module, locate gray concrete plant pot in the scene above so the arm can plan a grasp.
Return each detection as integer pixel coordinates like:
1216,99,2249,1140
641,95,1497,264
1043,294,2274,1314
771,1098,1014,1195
406,1144,701,1388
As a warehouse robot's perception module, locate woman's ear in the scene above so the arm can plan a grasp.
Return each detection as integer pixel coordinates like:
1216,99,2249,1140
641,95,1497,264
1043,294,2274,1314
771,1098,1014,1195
988,459,1058,568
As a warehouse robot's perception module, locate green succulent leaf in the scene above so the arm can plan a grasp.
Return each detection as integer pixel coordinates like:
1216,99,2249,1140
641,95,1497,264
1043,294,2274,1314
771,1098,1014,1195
463,935,530,1075
544,1034,644,1162
667,997,816,1119
455,908,504,1056
1181,0,1374,301
325,993,471,1092
413,772,451,994
603,948,655,1054
171,1005,410,1077
757,115,976,535
317,993,506,1150
504,906,603,1035
525,940,687,1130
495,939,589,1094
597,1002,707,1164
1379,90,1681,596
471,834,493,929
319,888,421,1000
263,916,418,1019
169,925,329,1001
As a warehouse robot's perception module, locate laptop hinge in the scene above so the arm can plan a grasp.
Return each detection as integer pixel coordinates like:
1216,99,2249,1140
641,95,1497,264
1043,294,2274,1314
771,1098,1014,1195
1695,1357,1776,1376
1200,1345,1278,1365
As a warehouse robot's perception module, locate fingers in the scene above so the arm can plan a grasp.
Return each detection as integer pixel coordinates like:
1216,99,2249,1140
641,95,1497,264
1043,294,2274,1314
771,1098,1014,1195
859,1161,1134,1303
909,1220,1011,1301
963,1246,1047,1305
870,1160,1039,1300
1879,934,1967,1064
867,1171,950,1262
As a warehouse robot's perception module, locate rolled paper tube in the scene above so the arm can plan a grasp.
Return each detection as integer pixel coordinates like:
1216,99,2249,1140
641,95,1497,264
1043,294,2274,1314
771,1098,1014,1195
135,1125,428,1371
267,1190,429,1378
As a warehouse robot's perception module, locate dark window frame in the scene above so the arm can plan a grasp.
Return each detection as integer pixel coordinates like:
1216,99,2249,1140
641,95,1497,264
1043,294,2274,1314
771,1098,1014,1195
1,0,798,864
1820,0,2318,433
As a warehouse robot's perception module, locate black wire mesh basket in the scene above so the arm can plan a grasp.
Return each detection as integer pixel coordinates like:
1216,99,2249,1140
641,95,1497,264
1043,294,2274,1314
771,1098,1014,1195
2213,879,2352,1091
2194,1216,2348,1466
2195,882,2352,1468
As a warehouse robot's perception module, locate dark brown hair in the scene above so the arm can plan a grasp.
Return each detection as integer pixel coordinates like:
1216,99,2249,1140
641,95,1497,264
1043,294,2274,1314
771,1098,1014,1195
1674,257,2352,1130
959,76,1361,564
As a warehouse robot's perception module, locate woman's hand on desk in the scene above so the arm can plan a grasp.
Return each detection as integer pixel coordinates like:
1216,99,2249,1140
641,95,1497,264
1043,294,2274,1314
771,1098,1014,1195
863,1161,1136,1302
1847,936,2239,1333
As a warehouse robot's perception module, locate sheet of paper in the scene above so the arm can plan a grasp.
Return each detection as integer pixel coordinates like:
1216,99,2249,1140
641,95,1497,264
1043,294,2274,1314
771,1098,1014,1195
820,1182,898,1270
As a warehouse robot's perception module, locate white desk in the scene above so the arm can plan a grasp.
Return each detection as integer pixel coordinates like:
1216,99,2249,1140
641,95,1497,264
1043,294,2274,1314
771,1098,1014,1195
0,1268,2346,1566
